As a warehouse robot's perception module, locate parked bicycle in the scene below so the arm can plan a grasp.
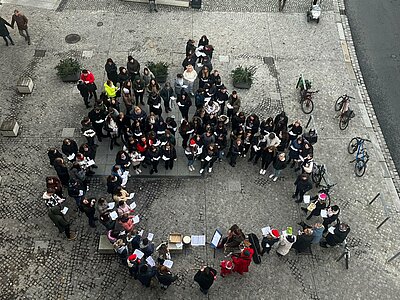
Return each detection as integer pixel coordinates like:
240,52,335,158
336,239,350,269
296,74,318,114
335,94,355,130
348,137,370,177
300,90,319,114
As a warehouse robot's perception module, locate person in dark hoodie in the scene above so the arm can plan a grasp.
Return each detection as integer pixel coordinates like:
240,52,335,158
292,173,313,203
0,17,14,46
127,55,140,81
194,266,217,295
137,264,157,287
77,80,91,108
320,222,350,247
157,266,178,290
161,142,177,170
47,147,63,166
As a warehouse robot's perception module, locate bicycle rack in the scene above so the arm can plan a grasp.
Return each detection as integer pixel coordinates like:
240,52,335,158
367,192,391,230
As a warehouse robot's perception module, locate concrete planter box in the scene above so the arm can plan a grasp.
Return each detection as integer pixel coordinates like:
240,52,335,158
60,72,80,82
17,77,34,94
0,119,20,137
233,81,252,89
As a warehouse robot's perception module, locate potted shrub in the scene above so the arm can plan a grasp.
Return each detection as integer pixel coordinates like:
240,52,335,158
55,58,82,82
147,61,169,83
231,65,256,89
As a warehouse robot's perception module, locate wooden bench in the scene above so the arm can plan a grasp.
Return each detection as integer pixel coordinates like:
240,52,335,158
122,0,190,8
98,235,115,254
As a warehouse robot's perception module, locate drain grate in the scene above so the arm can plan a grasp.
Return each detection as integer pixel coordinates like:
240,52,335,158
34,50,46,57
65,34,81,44
339,9,346,15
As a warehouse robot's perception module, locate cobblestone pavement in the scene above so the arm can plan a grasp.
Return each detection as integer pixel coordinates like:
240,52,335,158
0,1,400,300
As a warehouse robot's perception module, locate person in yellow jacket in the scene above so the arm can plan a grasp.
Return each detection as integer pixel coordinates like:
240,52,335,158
104,80,119,99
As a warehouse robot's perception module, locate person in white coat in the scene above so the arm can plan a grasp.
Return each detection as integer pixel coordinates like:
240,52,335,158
276,233,296,256
183,64,197,95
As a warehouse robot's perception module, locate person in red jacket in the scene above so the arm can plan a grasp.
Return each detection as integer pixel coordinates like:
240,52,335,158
220,260,233,277
80,70,98,100
232,248,254,275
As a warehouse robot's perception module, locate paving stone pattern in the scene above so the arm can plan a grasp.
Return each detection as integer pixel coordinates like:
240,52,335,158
0,2,399,300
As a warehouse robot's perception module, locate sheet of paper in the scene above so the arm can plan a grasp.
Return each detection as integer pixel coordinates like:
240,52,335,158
205,156,212,161
210,230,222,248
138,229,144,236
191,235,206,246
133,215,140,224
108,202,115,210
170,96,176,101
67,153,75,160
320,209,328,218
110,211,118,220
261,226,271,236
133,249,144,259
61,207,68,215
282,230,287,236
328,226,335,234
146,256,155,267
163,260,174,269
86,159,95,167
78,190,84,196
129,202,136,210
303,195,311,204
147,233,154,241
128,193,135,199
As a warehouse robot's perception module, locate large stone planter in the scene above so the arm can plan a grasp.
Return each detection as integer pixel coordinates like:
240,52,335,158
233,81,251,89
60,72,80,82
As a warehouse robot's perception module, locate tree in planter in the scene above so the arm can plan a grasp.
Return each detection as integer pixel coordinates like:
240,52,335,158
147,61,169,83
231,65,257,89
55,58,82,82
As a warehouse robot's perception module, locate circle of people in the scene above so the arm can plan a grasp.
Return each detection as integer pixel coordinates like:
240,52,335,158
43,35,350,293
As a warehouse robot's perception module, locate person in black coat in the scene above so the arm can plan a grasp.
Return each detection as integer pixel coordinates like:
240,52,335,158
0,17,14,46
105,58,118,85
81,197,97,228
301,192,327,220
137,264,157,287
194,266,217,295
62,138,78,162
157,266,178,290
292,173,313,203
106,175,122,195
322,205,340,233
53,158,70,186
77,80,91,108
140,238,155,258
273,111,288,133
177,91,192,120
161,143,177,170
320,223,350,247
47,148,63,166
160,82,174,113
229,139,244,167
88,107,107,142
293,228,313,253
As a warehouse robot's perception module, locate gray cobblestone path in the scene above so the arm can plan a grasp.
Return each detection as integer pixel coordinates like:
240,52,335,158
0,1,399,300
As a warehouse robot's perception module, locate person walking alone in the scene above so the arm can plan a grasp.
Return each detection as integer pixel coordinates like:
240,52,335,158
11,10,30,45
194,266,217,295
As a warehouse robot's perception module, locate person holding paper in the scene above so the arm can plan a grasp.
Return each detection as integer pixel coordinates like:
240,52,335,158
81,197,97,228
111,165,128,187
140,238,155,258
199,143,217,174
117,200,134,218
260,229,280,255
47,147,63,166
292,173,313,203
161,142,177,170
157,266,178,290
112,186,130,203
67,179,86,210
156,242,171,265
113,239,128,266
62,139,78,162
322,205,340,234
292,228,313,253
160,82,174,113
147,91,162,117
276,229,296,257
127,229,141,251
320,222,350,248
88,107,107,142
46,176,63,198
176,90,192,120
301,192,327,220
47,205,77,241
226,91,241,120
53,158,70,186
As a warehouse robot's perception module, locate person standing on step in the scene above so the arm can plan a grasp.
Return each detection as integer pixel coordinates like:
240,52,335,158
177,90,192,121
133,76,145,106
148,0,158,12
0,17,14,46
105,58,118,86
80,69,98,101
199,143,217,174
81,197,97,228
161,142,177,170
127,56,140,82
11,10,30,45
77,80,91,108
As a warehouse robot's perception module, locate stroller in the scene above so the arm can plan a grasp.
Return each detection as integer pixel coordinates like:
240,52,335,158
307,0,322,23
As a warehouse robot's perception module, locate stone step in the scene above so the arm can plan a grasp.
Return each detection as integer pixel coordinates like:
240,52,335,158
98,235,115,254
122,0,190,8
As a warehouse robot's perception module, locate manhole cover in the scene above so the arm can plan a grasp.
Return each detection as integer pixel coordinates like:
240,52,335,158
97,22,103,27
34,50,46,57
65,34,81,44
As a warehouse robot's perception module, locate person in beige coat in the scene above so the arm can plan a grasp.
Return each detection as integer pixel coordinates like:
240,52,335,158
183,64,197,95
276,234,296,256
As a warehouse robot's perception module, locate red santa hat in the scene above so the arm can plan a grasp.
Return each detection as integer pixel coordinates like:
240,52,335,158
128,254,137,261
271,229,280,238
221,260,233,269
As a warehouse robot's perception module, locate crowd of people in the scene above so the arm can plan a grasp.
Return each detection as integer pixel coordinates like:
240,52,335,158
43,34,350,293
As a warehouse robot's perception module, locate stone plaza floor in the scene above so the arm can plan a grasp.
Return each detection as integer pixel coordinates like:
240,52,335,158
0,0,400,299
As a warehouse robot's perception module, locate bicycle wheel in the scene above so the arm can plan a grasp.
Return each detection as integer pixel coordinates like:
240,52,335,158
339,115,349,130
347,137,358,154
301,98,314,114
335,96,344,111
354,159,367,177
